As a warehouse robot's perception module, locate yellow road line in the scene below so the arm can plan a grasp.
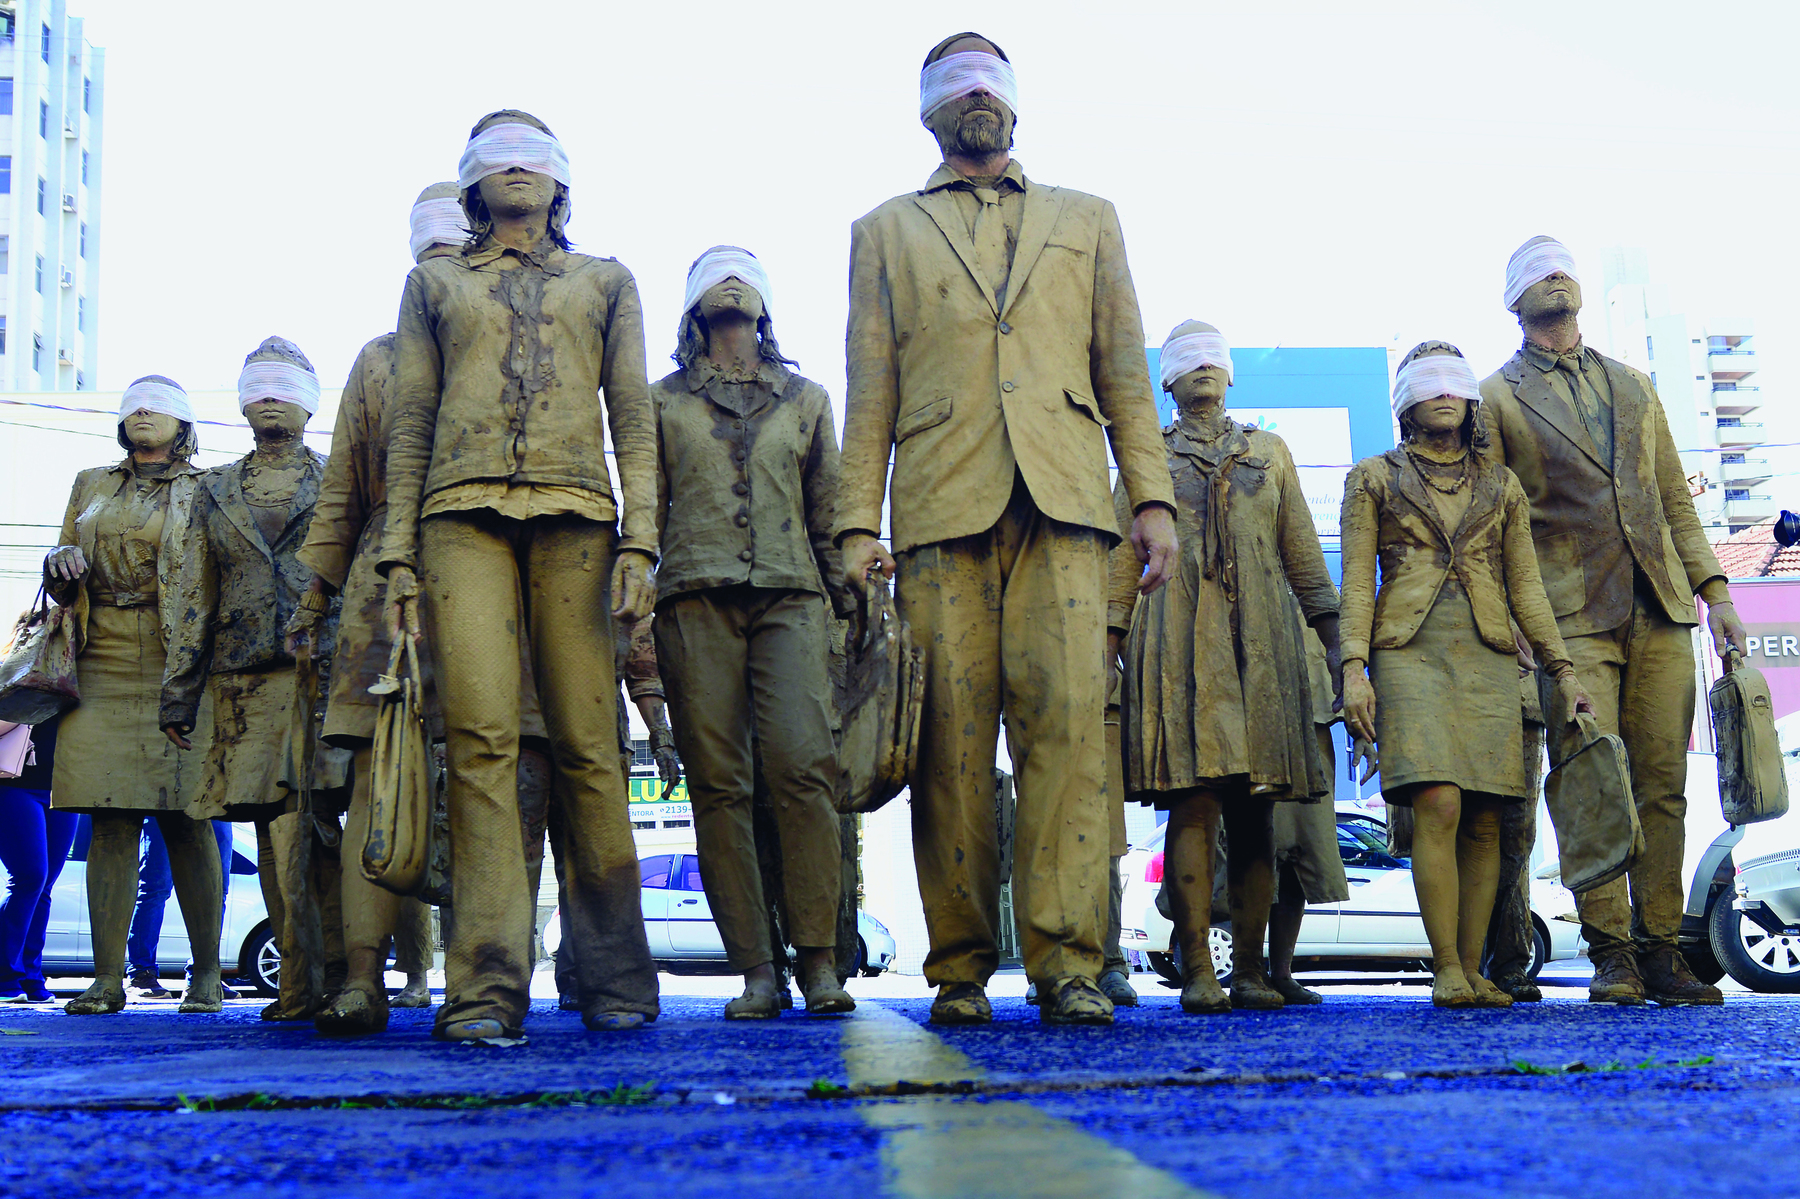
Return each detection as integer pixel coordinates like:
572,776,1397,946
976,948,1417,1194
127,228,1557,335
842,1003,1212,1199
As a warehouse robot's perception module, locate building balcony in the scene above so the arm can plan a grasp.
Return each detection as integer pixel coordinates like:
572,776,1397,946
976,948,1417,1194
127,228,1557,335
1721,457,1773,485
1709,349,1758,380
1713,385,1761,415
1717,421,1766,446
1725,493,1777,523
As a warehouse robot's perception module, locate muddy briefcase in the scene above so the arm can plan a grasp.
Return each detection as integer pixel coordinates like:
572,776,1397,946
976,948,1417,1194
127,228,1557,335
1710,649,1790,826
1544,712,1645,894
363,633,437,897
836,577,924,814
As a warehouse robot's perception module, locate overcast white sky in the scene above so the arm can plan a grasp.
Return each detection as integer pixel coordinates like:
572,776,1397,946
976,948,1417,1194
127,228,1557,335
67,0,1796,429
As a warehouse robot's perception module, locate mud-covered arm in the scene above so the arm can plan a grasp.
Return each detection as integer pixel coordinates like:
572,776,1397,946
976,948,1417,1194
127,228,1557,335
1499,477,1572,673
43,475,85,605
1273,441,1339,624
377,269,443,576
297,362,369,591
1091,201,1175,519
1107,479,1142,635
601,271,659,562
621,617,663,702
837,216,898,542
1647,385,1729,605
1337,465,1380,665
803,387,854,616
158,495,219,731
1474,377,1511,474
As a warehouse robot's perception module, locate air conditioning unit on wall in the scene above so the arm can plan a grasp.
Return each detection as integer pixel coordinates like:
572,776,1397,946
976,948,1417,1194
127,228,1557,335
57,347,73,365
60,194,75,212
58,269,73,287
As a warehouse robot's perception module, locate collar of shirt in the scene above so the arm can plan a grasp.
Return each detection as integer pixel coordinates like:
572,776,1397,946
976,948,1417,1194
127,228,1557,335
1522,337,1588,374
922,157,1028,196
462,236,567,274
685,358,790,396
108,457,198,480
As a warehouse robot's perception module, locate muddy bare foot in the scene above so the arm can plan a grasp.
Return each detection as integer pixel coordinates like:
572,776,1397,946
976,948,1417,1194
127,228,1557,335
65,978,126,1016
1431,966,1478,1008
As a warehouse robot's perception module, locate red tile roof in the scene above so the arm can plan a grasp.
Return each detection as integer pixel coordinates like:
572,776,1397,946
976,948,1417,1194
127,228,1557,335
1715,518,1800,579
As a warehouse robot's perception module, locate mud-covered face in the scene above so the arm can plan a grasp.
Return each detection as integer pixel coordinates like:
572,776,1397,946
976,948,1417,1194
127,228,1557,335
698,278,765,326
1514,271,1582,322
924,37,1014,158
122,408,181,453
1409,395,1470,437
1170,364,1229,411
476,166,556,219
244,398,310,438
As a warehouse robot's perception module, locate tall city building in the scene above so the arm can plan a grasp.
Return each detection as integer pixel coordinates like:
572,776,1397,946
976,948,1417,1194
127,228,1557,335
0,1,101,391
1601,246,1766,538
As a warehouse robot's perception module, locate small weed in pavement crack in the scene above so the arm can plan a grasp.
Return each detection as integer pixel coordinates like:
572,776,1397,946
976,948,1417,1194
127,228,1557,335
1511,1055,1718,1077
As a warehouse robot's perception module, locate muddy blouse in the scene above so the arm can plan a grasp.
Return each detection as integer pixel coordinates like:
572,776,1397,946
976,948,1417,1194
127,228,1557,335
48,459,209,812
1110,420,1338,803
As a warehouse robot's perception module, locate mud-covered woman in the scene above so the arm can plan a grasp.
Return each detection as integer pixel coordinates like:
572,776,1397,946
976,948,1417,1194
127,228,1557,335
1111,321,1342,1014
45,378,223,1015
651,247,854,1019
378,110,662,1041
1338,342,1591,1008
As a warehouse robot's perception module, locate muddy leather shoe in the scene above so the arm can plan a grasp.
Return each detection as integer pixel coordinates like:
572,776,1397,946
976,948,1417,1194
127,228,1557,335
315,986,389,1035
1041,976,1115,1026
801,965,855,1016
1491,970,1542,1003
1587,950,1647,1005
1640,947,1724,1006
929,982,992,1026
1098,970,1139,1007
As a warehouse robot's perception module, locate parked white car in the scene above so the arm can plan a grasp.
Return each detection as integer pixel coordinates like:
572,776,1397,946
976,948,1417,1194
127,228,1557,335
1119,807,1585,984
1,819,279,995
541,850,896,976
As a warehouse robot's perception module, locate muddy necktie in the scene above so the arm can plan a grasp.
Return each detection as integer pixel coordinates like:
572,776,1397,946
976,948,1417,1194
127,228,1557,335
970,185,1009,306
1557,351,1612,465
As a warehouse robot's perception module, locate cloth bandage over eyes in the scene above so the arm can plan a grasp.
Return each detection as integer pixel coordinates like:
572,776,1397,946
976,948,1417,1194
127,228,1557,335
119,379,194,424
1392,355,1481,419
682,246,772,317
456,123,572,191
1159,332,1234,390
238,361,321,415
919,51,1019,119
409,197,469,260
1503,237,1579,310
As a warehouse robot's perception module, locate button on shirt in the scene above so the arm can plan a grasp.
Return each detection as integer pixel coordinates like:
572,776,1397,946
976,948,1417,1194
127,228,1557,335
652,360,849,612
1523,339,1614,467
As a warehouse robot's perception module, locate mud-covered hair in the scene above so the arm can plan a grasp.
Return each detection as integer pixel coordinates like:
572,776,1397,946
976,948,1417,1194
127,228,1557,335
1396,340,1488,450
461,109,572,251
116,373,200,460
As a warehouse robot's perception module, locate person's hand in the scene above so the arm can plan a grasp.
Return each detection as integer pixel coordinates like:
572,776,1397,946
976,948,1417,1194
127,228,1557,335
162,724,192,751
1550,666,1595,726
284,580,328,655
648,718,681,800
45,546,88,582
841,533,896,594
611,551,655,621
1350,736,1379,786
1514,627,1538,674
386,566,422,646
1708,600,1748,662
1341,665,1377,745
1130,505,1178,594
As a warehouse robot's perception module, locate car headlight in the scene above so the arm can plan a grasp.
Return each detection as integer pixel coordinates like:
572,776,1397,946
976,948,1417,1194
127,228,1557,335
866,916,890,936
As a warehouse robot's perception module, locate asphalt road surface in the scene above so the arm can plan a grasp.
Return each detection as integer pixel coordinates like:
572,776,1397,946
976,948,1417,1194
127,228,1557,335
5,967,1796,1199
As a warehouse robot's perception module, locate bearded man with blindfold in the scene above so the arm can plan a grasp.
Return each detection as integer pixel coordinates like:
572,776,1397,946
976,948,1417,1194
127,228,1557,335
837,33,1179,1026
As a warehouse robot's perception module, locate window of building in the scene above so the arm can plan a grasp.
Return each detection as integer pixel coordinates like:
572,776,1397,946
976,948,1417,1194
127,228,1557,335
0,156,9,195
1646,336,1654,358
77,296,84,331
83,77,89,113
0,316,7,355
79,222,86,257
1727,488,1751,501
76,370,84,389
32,333,42,371
1696,375,1707,381
37,176,45,215
41,23,50,63
0,235,8,274
1649,372,1657,389
35,254,43,293
0,79,12,116
38,99,46,138
1692,338,1703,345
81,150,88,185
1722,453,1745,464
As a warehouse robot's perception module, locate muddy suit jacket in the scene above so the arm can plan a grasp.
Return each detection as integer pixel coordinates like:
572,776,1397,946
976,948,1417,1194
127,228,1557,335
379,240,659,575
159,450,332,733
1476,344,1726,635
837,160,1174,550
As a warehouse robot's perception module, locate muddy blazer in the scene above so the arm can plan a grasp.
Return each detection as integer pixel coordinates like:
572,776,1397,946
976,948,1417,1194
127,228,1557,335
159,450,330,731
1477,347,1725,637
1337,449,1569,669
838,162,1174,553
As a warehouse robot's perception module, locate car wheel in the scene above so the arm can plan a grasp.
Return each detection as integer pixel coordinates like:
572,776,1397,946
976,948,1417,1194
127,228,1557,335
855,937,882,978
1681,888,1727,985
1169,924,1236,988
1526,920,1549,980
1710,893,1800,993
242,924,279,998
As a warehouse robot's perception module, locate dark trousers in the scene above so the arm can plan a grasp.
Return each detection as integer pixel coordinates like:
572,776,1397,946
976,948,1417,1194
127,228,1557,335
128,819,233,975
0,791,80,993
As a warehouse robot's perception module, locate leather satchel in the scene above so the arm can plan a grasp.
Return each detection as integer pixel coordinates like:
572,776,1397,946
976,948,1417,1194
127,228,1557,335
1710,649,1790,826
836,577,924,813
0,588,81,724
1544,711,1645,894
362,633,436,897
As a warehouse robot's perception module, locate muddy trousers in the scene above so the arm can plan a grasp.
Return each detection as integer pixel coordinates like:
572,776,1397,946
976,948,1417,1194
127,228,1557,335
1102,702,1129,974
339,749,433,995
895,481,1110,986
657,586,842,971
1485,721,1544,980
1545,595,1695,958
419,511,657,1032
84,810,222,987
256,811,343,1014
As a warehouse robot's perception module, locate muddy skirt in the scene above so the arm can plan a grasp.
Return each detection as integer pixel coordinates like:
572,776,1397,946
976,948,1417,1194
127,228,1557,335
1370,580,1529,804
1270,726,1351,903
190,663,299,822
51,605,210,813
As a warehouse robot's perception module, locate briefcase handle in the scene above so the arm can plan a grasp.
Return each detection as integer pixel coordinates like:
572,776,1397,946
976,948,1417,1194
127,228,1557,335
1574,709,1600,747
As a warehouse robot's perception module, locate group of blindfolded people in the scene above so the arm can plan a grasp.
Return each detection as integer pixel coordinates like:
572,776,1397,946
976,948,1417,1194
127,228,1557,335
4,30,1748,1039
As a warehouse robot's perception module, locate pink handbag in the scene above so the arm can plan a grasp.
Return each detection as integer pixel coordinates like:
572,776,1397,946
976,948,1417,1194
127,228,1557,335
0,721,34,779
